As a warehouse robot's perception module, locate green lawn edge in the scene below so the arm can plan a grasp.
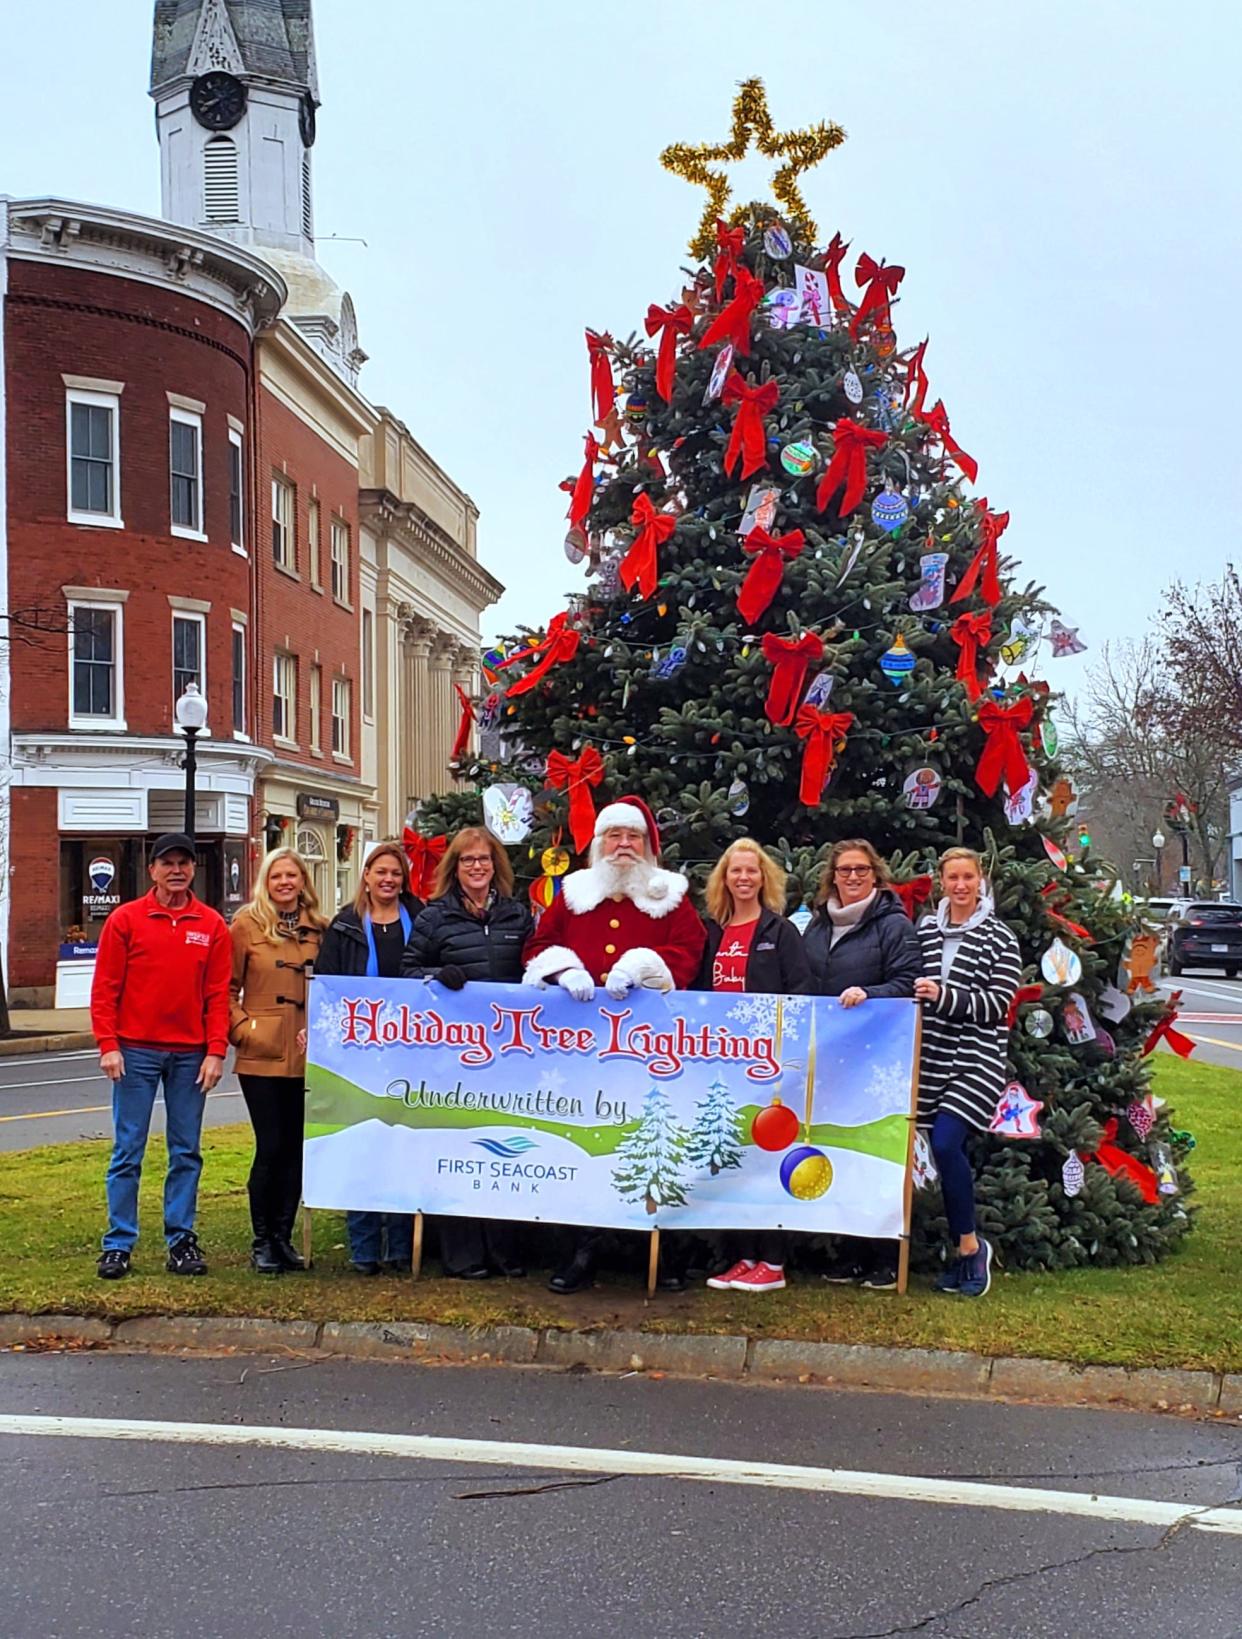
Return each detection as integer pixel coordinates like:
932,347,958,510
2,1057,1238,1374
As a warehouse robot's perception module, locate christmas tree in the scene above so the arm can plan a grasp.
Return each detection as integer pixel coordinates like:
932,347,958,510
612,1087,691,1215
685,1077,745,1177
423,81,1195,1272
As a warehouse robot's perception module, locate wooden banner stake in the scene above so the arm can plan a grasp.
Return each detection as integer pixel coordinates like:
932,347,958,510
300,1205,312,1269
898,1007,923,1297
412,1211,425,1281
646,1227,661,1298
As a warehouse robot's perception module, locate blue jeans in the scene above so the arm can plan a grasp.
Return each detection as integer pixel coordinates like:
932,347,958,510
103,1047,206,1252
347,1211,413,1267
930,1111,976,1240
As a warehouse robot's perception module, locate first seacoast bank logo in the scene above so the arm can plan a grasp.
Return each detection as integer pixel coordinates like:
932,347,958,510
435,1135,579,1197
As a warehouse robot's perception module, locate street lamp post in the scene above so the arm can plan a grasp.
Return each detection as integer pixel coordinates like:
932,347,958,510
175,683,209,841
1151,828,1166,894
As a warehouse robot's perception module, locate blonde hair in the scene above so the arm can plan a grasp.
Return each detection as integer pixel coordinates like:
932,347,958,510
433,826,515,899
243,847,327,943
354,840,411,917
938,846,984,876
705,839,787,924
814,838,892,908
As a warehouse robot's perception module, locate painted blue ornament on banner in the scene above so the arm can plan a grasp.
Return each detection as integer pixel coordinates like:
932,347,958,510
871,481,909,534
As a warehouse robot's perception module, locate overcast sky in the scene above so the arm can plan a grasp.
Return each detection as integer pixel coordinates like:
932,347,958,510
4,0,1240,697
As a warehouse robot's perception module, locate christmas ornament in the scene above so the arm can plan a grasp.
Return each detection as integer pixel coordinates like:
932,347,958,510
1062,991,1097,1046
803,669,835,708
541,846,571,877
1048,619,1087,657
1126,1098,1155,1140
874,384,897,432
1093,1026,1116,1059
624,389,649,427
1041,937,1083,987
1047,776,1078,820
564,525,588,564
989,1081,1043,1139
1096,983,1132,1023
909,551,949,612
1147,1139,1180,1196
764,287,800,329
1040,713,1060,759
727,777,750,817
528,872,557,914
763,223,793,259
836,531,866,585
874,321,896,358
1024,1007,1054,1039
739,483,780,536
704,341,735,404
1042,835,1069,871
998,614,1041,668
1061,1151,1085,1198
780,440,817,476
789,905,813,933
912,1130,938,1190
879,632,915,685
842,367,864,405
871,481,910,534
594,553,623,600
780,1145,833,1200
1120,930,1160,995
902,765,943,810
482,784,533,845
751,1097,800,1152
1003,769,1039,826
794,264,829,326
650,643,688,680
477,690,503,732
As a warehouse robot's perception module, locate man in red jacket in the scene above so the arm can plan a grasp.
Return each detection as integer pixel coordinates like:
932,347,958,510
90,833,231,1279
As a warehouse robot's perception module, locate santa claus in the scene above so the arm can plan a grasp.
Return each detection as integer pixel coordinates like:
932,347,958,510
522,797,706,1001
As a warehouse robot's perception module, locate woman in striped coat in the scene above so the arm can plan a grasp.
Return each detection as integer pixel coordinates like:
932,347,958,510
913,847,1022,1298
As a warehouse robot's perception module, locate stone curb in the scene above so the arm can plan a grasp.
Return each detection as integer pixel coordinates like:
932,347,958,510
0,1312,1235,1415
0,1032,96,1058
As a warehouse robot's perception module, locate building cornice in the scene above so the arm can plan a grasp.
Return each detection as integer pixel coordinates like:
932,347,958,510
4,197,287,333
360,487,504,613
258,320,378,456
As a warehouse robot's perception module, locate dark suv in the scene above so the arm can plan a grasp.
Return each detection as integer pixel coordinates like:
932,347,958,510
1167,902,1242,977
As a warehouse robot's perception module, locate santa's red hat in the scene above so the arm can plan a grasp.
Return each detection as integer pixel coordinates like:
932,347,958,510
593,797,660,859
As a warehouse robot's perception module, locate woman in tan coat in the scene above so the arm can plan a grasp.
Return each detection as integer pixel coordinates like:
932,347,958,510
229,848,327,1274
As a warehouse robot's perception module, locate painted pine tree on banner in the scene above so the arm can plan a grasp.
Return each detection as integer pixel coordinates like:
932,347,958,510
421,81,1196,1273
685,1077,744,1177
612,1087,690,1215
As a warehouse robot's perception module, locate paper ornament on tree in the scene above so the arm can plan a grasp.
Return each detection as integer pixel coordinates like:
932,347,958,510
765,288,801,329
1062,1150,1085,1198
842,367,864,404
1120,931,1160,995
837,531,866,585
989,1081,1044,1139
902,765,943,810
879,632,915,685
1024,1007,1054,1039
764,224,793,259
780,440,817,476
1004,769,1039,826
751,1097,799,1152
1148,1139,1180,1196
871,481,909,534
1042,835,1069,871
482,784,533,844
780,1145,833,1200
1096,983,1133,1023
1061,991,1097,1045
998,614,1041,668
1047,776,1078,820
803,670,835,708
1048,619,1087,657
1041,937,1083,987
1127,1098,1155,1140
739,483,779,536
912,1130,938,1190
705,342,735,403
909,552,948,612
727,777,750,816
564,526,588,564
1039,713,1060,758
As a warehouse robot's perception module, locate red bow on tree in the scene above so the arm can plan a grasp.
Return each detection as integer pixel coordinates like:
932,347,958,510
699,266,765,357
618,493,677,599
450,683,476,763
402,830,447,900
974,696,1034,797
952,499,1010,609
722,374,779,479
713,220,745,301
892,874,934,921
916,399,978,483
1085,1118,1161,1204
904,338,930,417
851,253,905,338
1142,990,1197,1060
505,611,581,698
822,232,852,313
1039,883,1094,943
1006,982,1045,1029
586,330,615,423
545,745,605,856
950,610,993,703
568,431,599,530
761,631,824,725
816,418,887,517
737,527,805,624
794,707,853,805
644,303,693,403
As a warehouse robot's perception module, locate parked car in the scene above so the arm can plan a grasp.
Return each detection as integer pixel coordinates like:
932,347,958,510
1166,901,1242,977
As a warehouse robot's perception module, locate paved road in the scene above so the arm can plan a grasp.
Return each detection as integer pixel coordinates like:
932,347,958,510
1158,974,1242,1070
0,1048,247,1151
2,1351,1241,1638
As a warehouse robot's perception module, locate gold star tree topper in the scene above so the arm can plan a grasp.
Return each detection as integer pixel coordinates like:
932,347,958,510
661,78,846,260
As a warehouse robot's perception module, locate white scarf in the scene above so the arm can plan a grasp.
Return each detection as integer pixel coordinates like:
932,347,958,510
825,889,878,948
935,886,994,979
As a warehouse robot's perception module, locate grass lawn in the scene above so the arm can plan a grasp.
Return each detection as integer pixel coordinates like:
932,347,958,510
1,1057,1238,1373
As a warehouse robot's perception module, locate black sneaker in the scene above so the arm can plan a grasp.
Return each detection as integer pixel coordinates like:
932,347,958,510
97,1248,131,1280
861,1261,899,1291
820,1253,866,1284
166,1232,208,1276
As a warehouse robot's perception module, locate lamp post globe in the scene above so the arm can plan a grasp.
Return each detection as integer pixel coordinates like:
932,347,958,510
1151,829,1166,894
174,683,209,840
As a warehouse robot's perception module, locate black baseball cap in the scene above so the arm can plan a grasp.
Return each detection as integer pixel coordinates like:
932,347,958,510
150,832,197,861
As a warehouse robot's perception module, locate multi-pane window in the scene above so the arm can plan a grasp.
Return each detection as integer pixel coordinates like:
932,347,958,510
330,517,349,603
169,410,203,535
272,476,295,570
231,623,246,736
331,677,351,757
69,605,120,723
361,608,375,720
67,395,120,523
228,430,245,550
308,497,321,586
308,663,322,751
273,651,297,741
172,613,205,707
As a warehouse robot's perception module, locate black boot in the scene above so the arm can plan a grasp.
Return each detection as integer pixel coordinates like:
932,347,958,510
271,1216,306,1272
548,1244,596,1295
251,1233,282,1275
271,1172,306,1271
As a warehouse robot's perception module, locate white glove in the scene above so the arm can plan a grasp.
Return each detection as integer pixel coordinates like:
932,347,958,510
557,968,595,1002
605,967,634,1000
606,947,674,997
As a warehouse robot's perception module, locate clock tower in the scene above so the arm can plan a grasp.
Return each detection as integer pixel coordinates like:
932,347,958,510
150,0,319,260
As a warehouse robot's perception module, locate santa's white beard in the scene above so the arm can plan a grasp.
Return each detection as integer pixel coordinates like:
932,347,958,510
592,852,657,900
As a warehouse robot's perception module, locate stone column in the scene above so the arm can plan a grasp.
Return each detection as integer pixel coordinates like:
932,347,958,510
429,631,458,793
403,616,435,808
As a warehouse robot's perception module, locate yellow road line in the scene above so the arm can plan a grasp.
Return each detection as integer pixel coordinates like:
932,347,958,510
1184,1032,1242,1056
0,1091,244,1123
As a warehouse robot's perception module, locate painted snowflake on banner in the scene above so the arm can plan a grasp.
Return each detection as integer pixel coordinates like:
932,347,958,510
725,994,811,1041
311,992,351,1051
862,1059,913,1112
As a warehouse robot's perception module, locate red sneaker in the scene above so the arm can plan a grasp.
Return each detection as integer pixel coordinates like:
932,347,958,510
730,1262,786,1292
706,1259,755,1290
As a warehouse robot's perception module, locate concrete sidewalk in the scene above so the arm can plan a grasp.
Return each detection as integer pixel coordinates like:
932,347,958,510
0,1011,94,1057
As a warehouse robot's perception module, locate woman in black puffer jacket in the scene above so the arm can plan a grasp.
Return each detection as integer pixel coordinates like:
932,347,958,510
400,826,533,1279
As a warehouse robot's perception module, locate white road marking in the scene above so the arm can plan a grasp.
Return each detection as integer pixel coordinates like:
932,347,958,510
1164,980,1242,1006
0,1050,100,1070
0,1075,110,1092
1,1413,1241,1536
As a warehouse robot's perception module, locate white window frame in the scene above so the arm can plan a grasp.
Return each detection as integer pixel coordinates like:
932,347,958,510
273,651,297,746
330,516,350,606
171,610,208,728
361,608,375,722
308,662,322,753
307,496,321,588
65,386,123,529
67,596,126,731
228,426,245,555
331,676,352,760
231,619,248,741
272,475,296,572
169,406,206,541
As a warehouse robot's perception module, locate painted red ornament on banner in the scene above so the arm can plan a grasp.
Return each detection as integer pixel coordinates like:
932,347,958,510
751,1098,800,1152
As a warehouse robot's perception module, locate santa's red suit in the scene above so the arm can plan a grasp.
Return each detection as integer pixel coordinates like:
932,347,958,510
522,798,705,997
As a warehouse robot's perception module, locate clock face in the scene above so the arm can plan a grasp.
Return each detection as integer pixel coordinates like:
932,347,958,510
190,71,247,132
299,94,317,149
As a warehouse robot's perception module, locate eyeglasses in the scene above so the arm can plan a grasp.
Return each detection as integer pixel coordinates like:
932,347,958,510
460,854,492,866
835,865,874,877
